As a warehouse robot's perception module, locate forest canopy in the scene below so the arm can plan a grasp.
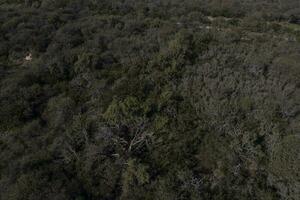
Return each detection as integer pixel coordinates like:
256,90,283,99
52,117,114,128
0,0,300,200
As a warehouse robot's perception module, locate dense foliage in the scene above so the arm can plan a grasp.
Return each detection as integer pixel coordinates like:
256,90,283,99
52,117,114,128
0,1,299,200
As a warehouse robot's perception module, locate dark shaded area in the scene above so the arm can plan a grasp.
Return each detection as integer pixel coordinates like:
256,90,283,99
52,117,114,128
0,1,299,200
